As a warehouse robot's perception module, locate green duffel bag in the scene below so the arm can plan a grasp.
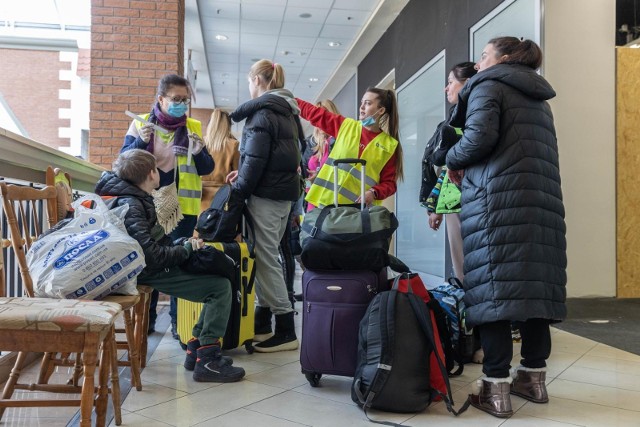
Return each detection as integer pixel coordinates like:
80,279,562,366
300,204,399,271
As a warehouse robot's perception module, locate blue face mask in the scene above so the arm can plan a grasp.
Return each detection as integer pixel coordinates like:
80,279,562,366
360,109,383,127
167,102,188,118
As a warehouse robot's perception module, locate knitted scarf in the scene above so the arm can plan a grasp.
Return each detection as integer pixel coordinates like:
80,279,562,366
146,103,189,153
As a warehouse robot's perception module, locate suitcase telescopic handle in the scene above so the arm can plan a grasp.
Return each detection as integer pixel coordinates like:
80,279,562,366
333,158,366,166
332,158,367,209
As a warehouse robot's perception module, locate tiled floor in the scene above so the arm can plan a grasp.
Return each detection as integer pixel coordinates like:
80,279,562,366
3,302,640,426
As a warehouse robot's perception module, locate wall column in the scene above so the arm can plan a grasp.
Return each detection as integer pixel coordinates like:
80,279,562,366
89,0,184,169
544,0,616,297
616,47,640,297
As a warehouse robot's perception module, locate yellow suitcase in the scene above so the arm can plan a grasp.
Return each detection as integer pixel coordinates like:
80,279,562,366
177,239,256,353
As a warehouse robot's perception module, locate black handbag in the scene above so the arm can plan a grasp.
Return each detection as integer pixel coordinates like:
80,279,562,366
181,245,237,282
195,184,245,242
430,124,462,167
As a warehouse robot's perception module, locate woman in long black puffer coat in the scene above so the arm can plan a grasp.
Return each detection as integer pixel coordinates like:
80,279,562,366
445,37,566,418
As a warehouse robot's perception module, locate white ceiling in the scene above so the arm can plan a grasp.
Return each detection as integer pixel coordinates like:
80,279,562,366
185,0,409,111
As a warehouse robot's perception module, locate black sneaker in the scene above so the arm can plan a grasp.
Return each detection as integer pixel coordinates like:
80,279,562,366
254,312,299,353
193,345,245,383
184,339,233,371
253,333,299,353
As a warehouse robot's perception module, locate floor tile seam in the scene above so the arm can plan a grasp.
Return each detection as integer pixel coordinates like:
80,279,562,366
558,362,640,378
554,374,640,394
573,353,640,368
286,386,364,409
119,411,175,426
545,348,588,383
544,391,640,413
524,394,640,419
138,377,220,395
202,406,313,427
190,389,297,425
550,376,640,396
124,392,194,414
500,410,587,427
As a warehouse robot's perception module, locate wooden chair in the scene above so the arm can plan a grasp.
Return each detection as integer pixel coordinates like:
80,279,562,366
0,182,122,426
45,166,151,384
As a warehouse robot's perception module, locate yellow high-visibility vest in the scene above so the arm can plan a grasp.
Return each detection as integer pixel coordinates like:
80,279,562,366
135,115,203,215
306,118,398,208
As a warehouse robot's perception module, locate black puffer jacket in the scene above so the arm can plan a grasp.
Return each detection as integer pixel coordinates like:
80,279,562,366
95,172,189,275
446,63,567,328
229,90,303,201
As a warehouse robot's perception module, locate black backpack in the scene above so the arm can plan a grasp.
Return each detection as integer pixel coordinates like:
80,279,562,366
196,184,245,242
351,278,465,425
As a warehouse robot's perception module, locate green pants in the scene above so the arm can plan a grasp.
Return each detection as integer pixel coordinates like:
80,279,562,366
139,267,231,345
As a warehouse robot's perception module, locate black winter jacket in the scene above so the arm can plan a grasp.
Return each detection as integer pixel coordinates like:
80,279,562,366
95,172,189,276
446,63,567,328
229,90,303,201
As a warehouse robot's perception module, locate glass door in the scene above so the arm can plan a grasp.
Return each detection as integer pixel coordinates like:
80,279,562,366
395,52,447,284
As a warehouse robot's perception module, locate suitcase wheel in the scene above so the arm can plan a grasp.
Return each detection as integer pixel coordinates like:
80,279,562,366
245,343,254,354
305,372,322,387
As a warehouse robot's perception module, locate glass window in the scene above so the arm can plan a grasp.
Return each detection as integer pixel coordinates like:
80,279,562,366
471,0,541,61
396,52,447,281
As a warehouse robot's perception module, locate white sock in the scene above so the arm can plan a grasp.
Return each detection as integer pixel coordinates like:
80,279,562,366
511,365,546,379
472,376,512,394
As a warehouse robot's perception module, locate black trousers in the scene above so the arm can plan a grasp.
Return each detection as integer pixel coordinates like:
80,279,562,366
478,318,551,378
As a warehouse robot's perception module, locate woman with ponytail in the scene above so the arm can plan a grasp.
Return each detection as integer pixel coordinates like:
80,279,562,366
226,59,304,353
297,87,404,209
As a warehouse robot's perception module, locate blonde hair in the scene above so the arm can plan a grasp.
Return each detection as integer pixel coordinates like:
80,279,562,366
249,59,285,90
204,108,236,153
312,99,340,162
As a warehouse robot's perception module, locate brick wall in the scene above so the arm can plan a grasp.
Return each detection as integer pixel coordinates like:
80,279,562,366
89,0,185,168
0,48,70,149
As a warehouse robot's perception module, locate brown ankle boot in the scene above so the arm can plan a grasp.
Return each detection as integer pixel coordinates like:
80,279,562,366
469,378,513,418
511,367,548,403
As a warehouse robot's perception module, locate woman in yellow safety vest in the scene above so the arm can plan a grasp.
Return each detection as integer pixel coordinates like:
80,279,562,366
297,87,404,209
121,73,214,339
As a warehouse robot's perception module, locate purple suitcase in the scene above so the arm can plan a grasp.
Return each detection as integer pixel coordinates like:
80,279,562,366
300,268,387,386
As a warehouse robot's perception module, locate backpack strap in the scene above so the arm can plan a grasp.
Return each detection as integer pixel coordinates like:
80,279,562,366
407,294,470,416
427,297,464,376
447,276,463,289
353,291,406,427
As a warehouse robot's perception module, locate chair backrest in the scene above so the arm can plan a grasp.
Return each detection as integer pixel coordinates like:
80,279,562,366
0,182,58,297
46,166,73,221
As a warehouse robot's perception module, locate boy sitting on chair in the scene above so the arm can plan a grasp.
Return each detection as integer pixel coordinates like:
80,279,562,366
95,148,245,383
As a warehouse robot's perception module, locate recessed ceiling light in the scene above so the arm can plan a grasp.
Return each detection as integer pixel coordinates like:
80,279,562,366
220,97,230,102
299,13,312,18
251,57,260,62
308,77,319,82
215,34,228,41
328,41,341,47
221,73,229,78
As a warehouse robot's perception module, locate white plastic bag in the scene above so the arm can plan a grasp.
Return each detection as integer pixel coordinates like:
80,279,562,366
27,194,145,299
